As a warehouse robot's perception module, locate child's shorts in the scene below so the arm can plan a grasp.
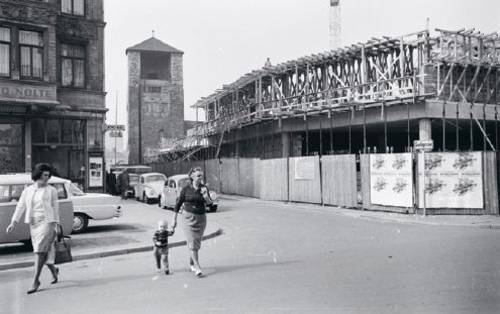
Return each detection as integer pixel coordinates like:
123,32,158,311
154,246,169,255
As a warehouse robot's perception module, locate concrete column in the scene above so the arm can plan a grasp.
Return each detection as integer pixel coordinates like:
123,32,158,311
281,132,290,158
24,120,32,172
419,118,432,141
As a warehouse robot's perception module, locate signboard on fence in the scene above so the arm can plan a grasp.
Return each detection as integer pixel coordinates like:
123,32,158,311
417,152,483,208
370,153,413,207
294,157,316,180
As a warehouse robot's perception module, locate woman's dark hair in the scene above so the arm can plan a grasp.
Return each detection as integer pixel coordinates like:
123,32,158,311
32,163,53,181
188,167,203,181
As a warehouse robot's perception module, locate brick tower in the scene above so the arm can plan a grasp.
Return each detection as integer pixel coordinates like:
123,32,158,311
126,36,184,164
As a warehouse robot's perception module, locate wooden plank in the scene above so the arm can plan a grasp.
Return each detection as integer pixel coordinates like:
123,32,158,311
484,152,499,215
360,154,371,210
321,155,358,208
259,158,288,201
288,156,322,204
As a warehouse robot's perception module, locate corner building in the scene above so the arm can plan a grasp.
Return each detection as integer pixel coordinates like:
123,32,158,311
0,0,106,191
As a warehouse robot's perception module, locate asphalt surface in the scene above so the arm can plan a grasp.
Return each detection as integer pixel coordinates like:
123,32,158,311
1,197,499,314
0,197,220,268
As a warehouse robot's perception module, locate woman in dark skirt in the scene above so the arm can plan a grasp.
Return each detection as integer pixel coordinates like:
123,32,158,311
172,167,212,277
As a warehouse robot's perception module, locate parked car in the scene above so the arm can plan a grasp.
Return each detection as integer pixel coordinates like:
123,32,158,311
159,174,219,212
135,172,167,204
69,183,122,233
115,165,153,198
0,173,73,247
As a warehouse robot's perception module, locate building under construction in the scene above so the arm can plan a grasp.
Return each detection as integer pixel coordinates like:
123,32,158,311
155,28,499,162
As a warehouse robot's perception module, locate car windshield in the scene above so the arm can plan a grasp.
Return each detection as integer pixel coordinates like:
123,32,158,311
178,178,191,188
129,175,139,183
146,175,165,183
70,183,85,196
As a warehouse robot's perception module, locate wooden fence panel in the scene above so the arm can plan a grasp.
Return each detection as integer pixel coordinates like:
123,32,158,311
360,154,371,210
484,152,499,215
220,158,239,194
238,158,259,197
259,158,288,201
288,156,321,204
205,159,221,193
321,155,357,208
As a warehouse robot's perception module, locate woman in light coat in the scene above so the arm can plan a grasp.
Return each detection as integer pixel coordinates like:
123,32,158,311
6,163,61,294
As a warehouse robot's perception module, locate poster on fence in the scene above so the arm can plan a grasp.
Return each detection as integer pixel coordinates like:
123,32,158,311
370,153,413,207
417,152,483,209
89,157,104,187
294,157,316,180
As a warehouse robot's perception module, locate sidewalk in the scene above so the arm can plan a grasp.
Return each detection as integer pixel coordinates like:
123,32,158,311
0,198,223,271
222,194,500,229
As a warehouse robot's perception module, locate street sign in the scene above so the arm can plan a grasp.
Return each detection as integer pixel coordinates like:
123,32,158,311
414,140,433,152
105,124,126,132
109,131,123,137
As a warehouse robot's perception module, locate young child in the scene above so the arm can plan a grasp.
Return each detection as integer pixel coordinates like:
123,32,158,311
153,220,174,274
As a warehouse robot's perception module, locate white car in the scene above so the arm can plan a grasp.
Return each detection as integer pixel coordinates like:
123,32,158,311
0,174,73,246
135,173,167,204
69,183,122,233
159,174,219,212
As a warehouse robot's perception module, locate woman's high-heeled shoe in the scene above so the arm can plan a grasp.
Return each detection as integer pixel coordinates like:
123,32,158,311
51,267,59,284
195,269,203,277
27,281,40,294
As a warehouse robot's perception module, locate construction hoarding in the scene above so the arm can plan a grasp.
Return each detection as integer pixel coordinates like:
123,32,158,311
418,152,483,209
370,153,413,208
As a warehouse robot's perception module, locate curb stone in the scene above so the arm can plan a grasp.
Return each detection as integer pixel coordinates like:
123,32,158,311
0,228,224,272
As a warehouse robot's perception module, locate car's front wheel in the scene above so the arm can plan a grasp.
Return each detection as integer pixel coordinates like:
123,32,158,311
73,214,89,234
144,193,150,204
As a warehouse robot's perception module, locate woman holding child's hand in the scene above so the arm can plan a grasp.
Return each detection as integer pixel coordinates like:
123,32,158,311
172,167,211,277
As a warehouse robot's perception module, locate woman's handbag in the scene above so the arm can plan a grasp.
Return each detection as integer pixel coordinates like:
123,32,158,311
54,226,72,264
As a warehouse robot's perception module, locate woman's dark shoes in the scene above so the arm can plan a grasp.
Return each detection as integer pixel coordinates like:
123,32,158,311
27,281,40,294
51,267,59,284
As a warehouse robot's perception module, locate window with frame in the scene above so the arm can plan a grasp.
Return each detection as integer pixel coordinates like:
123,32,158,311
0,27,10,77
61,0,85,16
61,43,86,87
19,30,44,80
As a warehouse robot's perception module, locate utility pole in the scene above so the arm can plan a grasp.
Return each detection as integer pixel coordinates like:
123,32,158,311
114,91,118,165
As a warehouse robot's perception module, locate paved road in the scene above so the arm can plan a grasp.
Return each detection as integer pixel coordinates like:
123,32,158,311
1,197,499,314
0,197,219,267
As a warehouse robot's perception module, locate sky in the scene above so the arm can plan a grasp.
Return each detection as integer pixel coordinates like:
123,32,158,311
104,0,499,127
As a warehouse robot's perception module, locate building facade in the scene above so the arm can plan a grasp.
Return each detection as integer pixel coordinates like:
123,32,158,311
0,0,106,191
126,36,184,164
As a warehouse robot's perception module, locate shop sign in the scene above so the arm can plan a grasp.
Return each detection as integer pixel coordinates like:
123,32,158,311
0,82,57,102
417,152,483,208
89,157,104,188
370,153,413,207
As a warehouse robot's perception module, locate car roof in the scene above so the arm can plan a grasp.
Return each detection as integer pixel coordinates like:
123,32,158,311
0,173,70,185
168,174,189,181
140,172,166,178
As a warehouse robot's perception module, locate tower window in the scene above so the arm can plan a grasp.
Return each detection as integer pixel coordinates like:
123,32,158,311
140,51,171,80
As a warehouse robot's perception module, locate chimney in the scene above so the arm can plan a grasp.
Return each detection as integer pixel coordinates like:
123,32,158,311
329,0,341,50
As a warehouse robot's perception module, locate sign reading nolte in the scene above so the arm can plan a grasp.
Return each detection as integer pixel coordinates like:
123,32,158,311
418,152,483,209
370,153,413,207
0,82,57,102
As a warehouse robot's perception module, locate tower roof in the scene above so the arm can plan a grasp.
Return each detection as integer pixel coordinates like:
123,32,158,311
126,37,183,55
